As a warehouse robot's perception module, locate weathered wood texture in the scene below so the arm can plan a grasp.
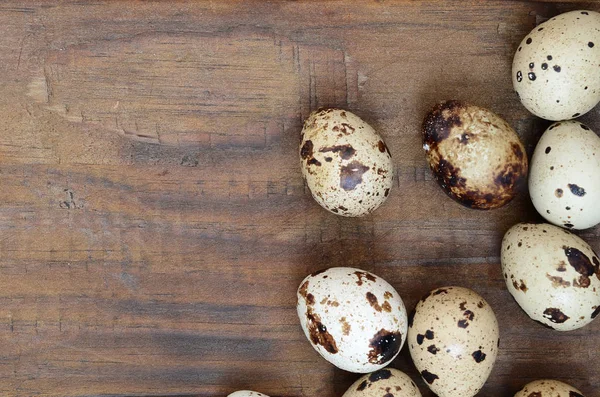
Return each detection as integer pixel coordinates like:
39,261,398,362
0,1,599,396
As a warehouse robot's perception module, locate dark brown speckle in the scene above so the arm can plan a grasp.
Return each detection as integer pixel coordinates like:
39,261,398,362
306,309,338,353
369,369,392,382
568,184,586,197
368,329,402,364
472,350,486,363
421,370,439,385
543,307,570,324
320,144,356,160
340,161,370,191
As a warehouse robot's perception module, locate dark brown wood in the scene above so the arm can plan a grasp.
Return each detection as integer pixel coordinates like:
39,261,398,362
0,1,598,396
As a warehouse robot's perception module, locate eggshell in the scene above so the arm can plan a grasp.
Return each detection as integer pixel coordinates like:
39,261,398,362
514,379,586,397
300,109,394,217
297,267,408,373
501,222,600,331
342,368,422,397
227,391,269,397
513,10,600,120
422,100,527,209
529,121,600,230
408,286,499,397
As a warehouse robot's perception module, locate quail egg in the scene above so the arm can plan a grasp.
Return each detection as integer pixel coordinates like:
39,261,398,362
297,267,407,373
422,101,527,209
501,222,600,330
529,120,600,230
408,286,499,397
300,109,394,216
513,10,600,120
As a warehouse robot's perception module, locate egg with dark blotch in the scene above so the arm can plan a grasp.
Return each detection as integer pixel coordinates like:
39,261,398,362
514,379,586,397
501,223,600,331
342,368,422,397
422,101,528,209
408,286,499,397
227,391,270,397
300,109,394,217
297,267,408,373
513,10,600,120
529,121,600,230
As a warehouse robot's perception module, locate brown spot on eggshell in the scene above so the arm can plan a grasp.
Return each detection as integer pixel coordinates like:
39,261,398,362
298,280,310,301
512,279,528,292
307,157,322,166
368,369,392,382
356,380,368,391
319,144,356,160
457,319,469,328
511,142,524,160
384,291,393,299
420,370,439,384
543,307,570,323
368,329,402,364
366,292,383,312
306,308,338,354
564,246,596,287
340,161,370,191
340,317,351,335
382,301,392,312
340,122,355,134
472,350,486,363
528,392,542,397
422,100,464,149
464,310,475,320
568,183,586,196
300,140,314,160
546,274,571,288
427,344,440,354
353,271,376,286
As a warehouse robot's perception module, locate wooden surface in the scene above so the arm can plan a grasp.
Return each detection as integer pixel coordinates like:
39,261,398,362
0,1,599,396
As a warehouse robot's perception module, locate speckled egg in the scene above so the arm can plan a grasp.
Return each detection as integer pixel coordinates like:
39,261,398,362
422,101,528,209
227,391,269,397
529,121,600,230
342,368,422,397
300,109,394,217
408,286,499,397
513,10,600,120
514,379,586,397
297,267,408,373
501,222,600,331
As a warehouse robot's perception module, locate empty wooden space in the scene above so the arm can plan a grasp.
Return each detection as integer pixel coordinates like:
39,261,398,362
0,1,598,396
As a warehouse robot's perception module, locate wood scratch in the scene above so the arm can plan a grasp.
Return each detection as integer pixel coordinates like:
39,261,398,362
16,35,26,71
43,65,53,102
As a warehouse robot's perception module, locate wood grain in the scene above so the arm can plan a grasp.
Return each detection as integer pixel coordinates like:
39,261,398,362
0,1,599,396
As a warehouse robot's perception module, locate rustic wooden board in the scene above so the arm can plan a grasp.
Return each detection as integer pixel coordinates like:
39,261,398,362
0,1,599,396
